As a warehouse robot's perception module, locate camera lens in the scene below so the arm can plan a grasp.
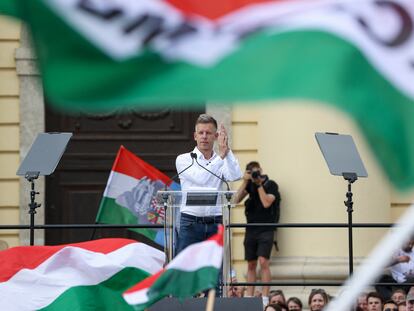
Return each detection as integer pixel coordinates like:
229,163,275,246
252,171,260,178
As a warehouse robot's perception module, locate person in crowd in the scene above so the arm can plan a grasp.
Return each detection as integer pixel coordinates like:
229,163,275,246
234,161,281,304
236,286,245,298
269,289,286,305
383,300,399,311
376,239,414,300
279,303,288,311
227,285,245,298
398,301,407,311
367,292,384,311
392,289,407,305
287,296,303,311
265,304,283,311
357,292,369,311
308,289,329,311
227,273,245,298
406,290,414,311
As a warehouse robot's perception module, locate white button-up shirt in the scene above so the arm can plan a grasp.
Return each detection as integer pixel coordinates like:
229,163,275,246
391,249,414,283
175,147,242,216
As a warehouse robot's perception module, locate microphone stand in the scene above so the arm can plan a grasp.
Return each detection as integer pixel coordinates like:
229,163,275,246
192,154,234,296
161,191,170,265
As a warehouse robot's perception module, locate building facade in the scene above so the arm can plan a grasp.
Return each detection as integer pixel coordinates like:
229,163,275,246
1,16,414,300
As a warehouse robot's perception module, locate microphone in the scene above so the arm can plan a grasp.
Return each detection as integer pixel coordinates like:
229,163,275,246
191,152,230,191
164,153,195,191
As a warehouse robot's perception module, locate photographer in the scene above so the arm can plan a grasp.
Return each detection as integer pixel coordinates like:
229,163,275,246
234,161,281,304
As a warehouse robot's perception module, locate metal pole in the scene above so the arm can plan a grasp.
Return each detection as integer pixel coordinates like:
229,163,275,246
162,193,169,264
28,178,40,246
345,180,354,275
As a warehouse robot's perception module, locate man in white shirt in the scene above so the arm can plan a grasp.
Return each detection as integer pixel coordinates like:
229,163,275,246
376,238,414,300
175,114,242,254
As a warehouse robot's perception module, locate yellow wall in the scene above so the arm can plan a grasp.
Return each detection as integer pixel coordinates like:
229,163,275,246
0,16,20,247
391,189,414,221
231,105,260,279
230,102,399,281
258,103,390,257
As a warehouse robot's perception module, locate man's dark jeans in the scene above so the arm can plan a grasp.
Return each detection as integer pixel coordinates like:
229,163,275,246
176,213,222,296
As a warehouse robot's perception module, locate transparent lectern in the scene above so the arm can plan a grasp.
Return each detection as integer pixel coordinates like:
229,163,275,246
156,190,236,295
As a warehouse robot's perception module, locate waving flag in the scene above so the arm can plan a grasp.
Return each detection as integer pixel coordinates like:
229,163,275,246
0,238,164,311
123,225,224,310
1,0,414,189
96,146,178,245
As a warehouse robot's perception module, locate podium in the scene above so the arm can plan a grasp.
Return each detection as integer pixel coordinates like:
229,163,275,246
149,297,263,311
156,190,236,295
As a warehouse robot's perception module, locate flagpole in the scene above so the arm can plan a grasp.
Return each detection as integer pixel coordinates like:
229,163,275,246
89,221,98,240
206,289,216,311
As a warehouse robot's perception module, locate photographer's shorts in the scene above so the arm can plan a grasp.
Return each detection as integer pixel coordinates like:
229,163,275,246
244,230,274,261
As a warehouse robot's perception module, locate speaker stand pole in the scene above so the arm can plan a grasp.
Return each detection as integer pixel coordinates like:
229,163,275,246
26,171,40,246
343,172,357,275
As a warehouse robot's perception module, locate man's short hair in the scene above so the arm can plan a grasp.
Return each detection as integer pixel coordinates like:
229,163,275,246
246,161,260,171
392,288,406,297
367,291,383,304
287,297,303,308
195,114,217,130
269,289,285,301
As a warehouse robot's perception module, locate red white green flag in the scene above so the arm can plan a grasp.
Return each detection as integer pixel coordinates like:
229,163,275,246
122,225,224,310
96,146,178,245
1,0,414,189
0,238,164,311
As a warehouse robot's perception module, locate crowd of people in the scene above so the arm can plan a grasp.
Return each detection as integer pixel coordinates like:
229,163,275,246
226,234,414,311
227,285,414,311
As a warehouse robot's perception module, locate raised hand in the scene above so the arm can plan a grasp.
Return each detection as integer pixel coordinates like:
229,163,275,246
218,124,229,159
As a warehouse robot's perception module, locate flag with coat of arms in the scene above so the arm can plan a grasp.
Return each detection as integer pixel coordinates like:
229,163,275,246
96,145,179,246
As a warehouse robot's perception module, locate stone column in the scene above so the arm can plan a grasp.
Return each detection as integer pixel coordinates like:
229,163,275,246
207,104,233,146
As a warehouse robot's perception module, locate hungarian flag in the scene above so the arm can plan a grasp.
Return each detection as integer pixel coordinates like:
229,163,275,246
1,0,414,189
0,238,164,311
96,146,178,246
123,225,224,310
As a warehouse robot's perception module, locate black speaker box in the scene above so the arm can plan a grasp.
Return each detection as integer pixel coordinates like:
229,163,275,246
149,297,263,311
